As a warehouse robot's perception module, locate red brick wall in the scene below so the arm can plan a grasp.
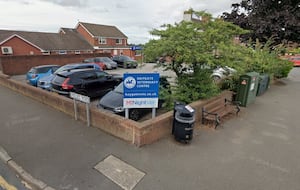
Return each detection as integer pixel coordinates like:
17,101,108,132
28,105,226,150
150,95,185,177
76,24,94,46
0,36,42,56
76,24,135,58
0,53,111,75
95,38,128,47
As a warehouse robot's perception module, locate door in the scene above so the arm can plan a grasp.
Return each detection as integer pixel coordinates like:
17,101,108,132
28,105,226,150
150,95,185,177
94,71,116,97
77,72,98,97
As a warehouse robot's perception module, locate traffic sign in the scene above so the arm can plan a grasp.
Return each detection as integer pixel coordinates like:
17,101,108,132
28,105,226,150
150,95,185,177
131,46,142,51
70,92,90,103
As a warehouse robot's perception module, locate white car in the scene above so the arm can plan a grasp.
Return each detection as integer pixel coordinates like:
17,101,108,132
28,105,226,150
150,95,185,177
211,66,236,82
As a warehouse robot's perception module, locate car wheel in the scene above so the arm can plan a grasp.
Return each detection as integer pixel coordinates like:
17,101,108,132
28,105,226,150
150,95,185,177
129,109,141,121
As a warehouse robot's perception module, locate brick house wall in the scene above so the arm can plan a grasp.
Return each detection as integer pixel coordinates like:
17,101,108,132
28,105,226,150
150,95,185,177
76,24,95,46
76,24,128,47
0,53,111,75
0,36,42,56
76,24,137,58
0,35,94,56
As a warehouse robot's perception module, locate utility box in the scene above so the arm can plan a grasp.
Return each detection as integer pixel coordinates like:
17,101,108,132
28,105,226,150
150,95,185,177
256,74,270,96
236,72,259,107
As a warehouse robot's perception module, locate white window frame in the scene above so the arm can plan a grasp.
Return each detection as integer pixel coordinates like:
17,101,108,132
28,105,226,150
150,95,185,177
58,50,67,55
42,51,50,55
99,37,107,44
116,39,122,45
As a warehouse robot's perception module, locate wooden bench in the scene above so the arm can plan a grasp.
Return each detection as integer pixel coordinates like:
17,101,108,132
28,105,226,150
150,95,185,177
202,98,240,129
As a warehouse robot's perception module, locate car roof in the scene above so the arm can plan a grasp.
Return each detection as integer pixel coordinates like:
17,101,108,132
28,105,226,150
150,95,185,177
57,63,100,71
57,69,105,77
33,64,60,68
64,63,96,66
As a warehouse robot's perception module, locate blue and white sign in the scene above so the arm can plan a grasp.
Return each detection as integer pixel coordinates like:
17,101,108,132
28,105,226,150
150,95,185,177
123,73,160,108
131,46,142,51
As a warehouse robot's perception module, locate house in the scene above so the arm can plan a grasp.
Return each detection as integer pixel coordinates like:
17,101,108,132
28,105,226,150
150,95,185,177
75,22,133,57
0,22,137,59
0,29,94,56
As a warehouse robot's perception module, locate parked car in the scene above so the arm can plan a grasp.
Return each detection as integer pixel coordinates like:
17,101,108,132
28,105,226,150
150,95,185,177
97,77,170,121
83,57,109,70
112,55,138,68
288,56,300,67
180,64,236,82
26,65,60,86
37,63,101,91
83,57,117,70
211,66,237,82
51,69,122,98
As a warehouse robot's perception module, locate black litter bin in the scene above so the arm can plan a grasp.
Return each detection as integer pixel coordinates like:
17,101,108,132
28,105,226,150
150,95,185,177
172,102,195,143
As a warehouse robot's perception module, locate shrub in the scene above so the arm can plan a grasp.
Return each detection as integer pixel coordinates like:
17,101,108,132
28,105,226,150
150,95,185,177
173,69,220,103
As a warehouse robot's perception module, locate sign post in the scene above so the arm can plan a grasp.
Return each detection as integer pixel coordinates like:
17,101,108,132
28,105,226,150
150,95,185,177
70,92,91,127
123,73,160,119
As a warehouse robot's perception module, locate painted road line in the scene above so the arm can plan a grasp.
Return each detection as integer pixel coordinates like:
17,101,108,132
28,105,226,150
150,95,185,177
0,176,18,190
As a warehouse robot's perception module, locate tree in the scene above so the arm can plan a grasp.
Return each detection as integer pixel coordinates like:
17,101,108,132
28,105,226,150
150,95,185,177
144,10,248,102
145,11,247,76
222,0,300,45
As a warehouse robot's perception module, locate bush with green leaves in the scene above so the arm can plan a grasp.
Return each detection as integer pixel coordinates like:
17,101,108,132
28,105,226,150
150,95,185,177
172,69,220,103
144,9,293,105
144,10,247,104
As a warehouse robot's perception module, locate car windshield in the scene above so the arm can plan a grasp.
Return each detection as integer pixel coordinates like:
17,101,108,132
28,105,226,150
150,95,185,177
54,65,75,73
36,67,53,73
122,56,134,61
55,64,98,74
114,82,123,94
100,57,112,62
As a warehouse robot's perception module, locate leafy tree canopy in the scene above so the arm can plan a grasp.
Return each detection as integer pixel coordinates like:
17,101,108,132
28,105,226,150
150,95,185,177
222,0,300,45
144,10,248,76
144,10,249,103
144,9,293,104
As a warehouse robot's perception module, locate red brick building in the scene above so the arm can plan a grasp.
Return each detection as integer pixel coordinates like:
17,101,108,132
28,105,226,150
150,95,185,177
0,22,137,58
0,29,94,56
75,22,134,57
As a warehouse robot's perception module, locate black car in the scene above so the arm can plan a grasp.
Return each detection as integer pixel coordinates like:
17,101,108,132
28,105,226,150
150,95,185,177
51,69,122,98
98,77,170,121
112,55,138,68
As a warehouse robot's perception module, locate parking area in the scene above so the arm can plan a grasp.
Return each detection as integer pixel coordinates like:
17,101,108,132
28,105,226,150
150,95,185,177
1,68,300,190
11,63,176,81
9,63,176,121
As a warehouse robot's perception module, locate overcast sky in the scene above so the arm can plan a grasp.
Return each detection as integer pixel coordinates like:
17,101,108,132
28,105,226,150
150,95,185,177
0,0,238,44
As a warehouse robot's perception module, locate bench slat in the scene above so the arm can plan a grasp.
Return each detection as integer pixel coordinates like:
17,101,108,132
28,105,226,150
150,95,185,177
202,97,240,129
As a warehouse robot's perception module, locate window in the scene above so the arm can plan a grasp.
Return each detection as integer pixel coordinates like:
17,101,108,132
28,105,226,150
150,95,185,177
58,50,67,55
81,72,97,80
116,39,122,44
99,37,107,44
42,51,50,55
95,71,106,79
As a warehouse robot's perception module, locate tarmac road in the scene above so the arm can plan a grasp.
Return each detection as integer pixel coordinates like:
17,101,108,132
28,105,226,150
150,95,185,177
1,68,300,190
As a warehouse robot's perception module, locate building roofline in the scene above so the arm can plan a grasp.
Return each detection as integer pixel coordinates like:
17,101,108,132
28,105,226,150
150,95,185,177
75,22,95,38
0,34,44,51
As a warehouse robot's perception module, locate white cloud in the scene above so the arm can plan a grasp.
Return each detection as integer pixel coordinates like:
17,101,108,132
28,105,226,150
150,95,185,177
0,0,237,44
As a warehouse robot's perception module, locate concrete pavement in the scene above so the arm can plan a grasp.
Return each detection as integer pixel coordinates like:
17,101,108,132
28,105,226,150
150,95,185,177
1,68,300,190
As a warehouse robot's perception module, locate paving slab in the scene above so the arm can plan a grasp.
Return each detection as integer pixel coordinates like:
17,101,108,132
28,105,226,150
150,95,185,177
94,155,145,190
